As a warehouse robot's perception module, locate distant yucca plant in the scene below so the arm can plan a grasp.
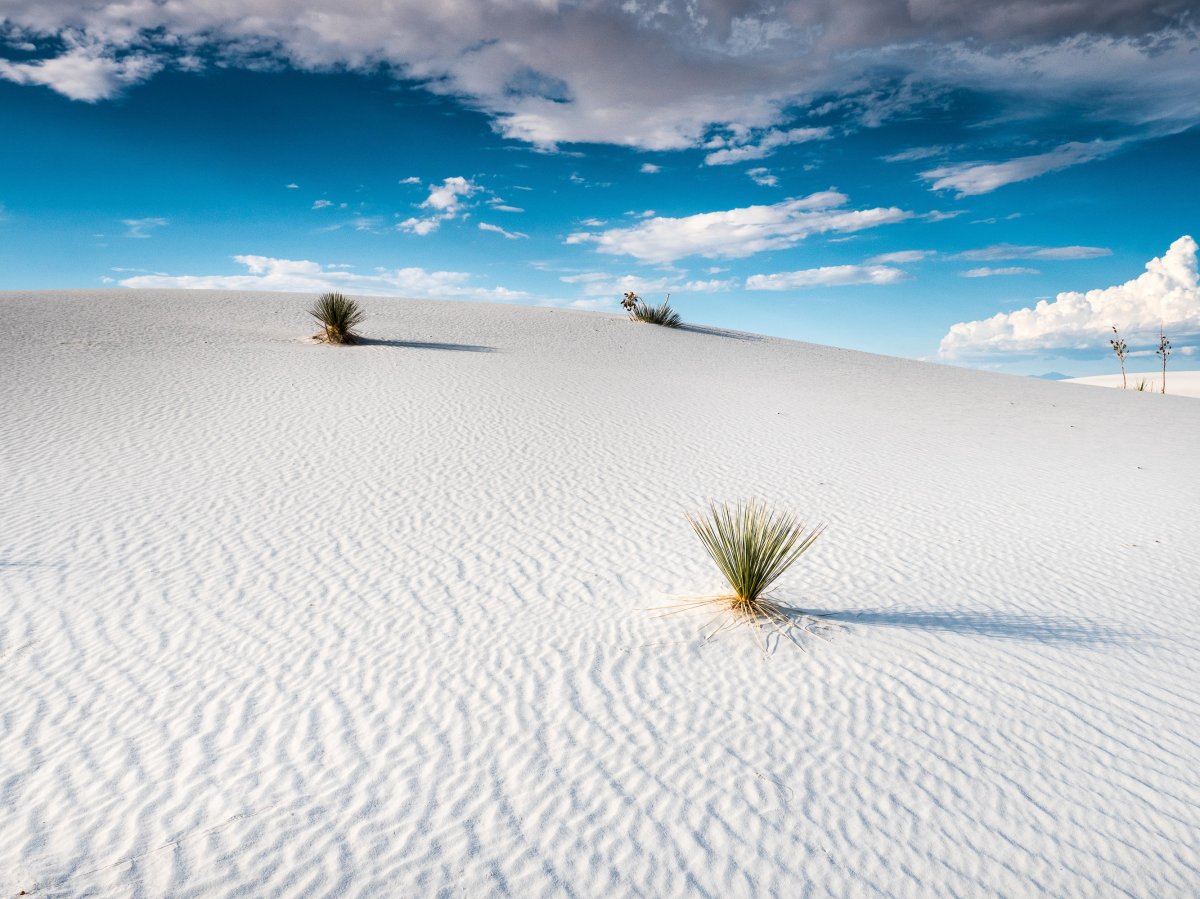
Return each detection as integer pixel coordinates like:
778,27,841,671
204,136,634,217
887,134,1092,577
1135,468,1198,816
687,500,825,627
309,292,365,344
623,291,682,328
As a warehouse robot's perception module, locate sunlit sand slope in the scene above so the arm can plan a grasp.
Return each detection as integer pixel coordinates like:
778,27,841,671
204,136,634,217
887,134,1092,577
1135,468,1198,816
2,290,1198,897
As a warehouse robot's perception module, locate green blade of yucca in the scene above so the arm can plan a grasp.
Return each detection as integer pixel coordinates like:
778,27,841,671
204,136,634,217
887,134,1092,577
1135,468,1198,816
308,292,365,338
630,298,682,327
688,500,824,601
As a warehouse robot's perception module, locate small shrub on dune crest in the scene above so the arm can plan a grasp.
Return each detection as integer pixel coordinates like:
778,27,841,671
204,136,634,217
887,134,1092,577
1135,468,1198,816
622,291,682,328
683,499,834,647
309,292,365,344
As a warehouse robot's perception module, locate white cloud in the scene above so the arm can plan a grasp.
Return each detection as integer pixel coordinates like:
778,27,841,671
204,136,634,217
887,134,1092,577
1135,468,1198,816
868,249,934,264
925,210,967,222
118,254,529,302
399,176,422,185
478,222,528,240
123,217,168,238
956,244,1111,261
921,140,1124,196
490,204,524,213
398,176,477,235
566,191,910,264
560,271,735,298
398,218,440,237
0,3,1196,158
960,266,1040,278
422,176,476,211
285,183,299,189
0,45,160,102
940,235,1200,357
312,199,333,210
704,127,831,166
746,167,778,187
883,146,951,163
746,265,907,290
639,163,662,173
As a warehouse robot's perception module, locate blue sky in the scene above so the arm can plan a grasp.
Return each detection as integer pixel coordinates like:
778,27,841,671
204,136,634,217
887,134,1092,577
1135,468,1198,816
1,2,1198,375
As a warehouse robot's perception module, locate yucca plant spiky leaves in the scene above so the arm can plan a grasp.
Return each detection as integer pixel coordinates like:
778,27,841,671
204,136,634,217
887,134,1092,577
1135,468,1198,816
629,296,682,328
309,292,366,344
687,500,825,614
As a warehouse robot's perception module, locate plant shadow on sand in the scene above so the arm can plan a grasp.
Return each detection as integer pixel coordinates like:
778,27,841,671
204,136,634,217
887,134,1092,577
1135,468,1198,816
356,338,496,352
678,324,763,342
672,603,1137,655
819,607,1134,645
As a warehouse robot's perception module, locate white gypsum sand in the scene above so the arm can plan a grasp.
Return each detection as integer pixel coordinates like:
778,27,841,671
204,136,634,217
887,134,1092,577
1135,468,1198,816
1067,370,1200,398
2,289,1199,897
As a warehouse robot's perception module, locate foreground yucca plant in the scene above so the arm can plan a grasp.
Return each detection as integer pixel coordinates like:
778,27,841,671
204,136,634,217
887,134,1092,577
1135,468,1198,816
309,292,365,344
684,500,830,646
623,291,682,328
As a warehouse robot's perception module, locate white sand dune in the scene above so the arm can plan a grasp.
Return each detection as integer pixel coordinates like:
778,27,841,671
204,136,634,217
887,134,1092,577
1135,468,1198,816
3,289,1199,898
1066,371,1200,398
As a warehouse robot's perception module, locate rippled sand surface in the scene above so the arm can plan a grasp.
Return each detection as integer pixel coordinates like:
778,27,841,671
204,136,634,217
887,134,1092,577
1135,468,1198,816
3,290,1198,897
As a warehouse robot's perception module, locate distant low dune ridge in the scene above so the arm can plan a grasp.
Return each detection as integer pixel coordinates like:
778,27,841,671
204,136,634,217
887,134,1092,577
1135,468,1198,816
1067,370,1200,398
2,290,1199,897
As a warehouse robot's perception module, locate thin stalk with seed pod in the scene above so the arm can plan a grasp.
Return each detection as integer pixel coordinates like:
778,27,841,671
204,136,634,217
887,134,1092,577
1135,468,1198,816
1156,326,1171,394
1110,324,1128,389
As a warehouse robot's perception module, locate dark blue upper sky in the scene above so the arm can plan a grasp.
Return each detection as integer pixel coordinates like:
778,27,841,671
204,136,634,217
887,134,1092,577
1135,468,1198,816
1,1,1198,374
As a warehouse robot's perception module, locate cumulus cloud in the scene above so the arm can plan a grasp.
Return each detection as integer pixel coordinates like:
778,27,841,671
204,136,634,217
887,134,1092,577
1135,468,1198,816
566,191,910,264
118,254,529,302
921,140,1124,196
312,199,333,210
398,176,477,235
956,244,1111,261
960,266,1040,278
0,45,160,102
0,2,1195,155
746,167,778,187
746,265,907,290
704,126,831,166
639,163,662,174
478,222,527,240
940,235,1200,357
123,217,168,238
